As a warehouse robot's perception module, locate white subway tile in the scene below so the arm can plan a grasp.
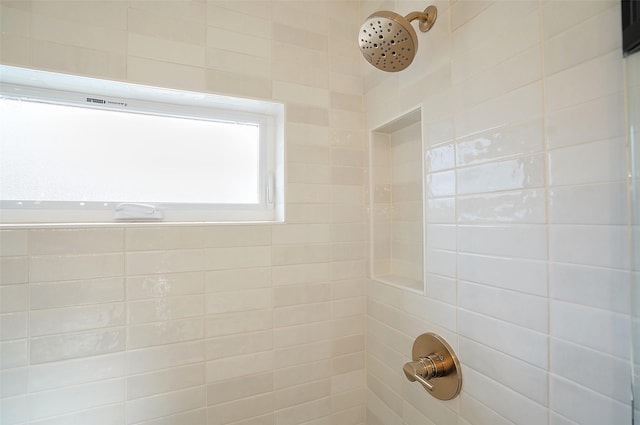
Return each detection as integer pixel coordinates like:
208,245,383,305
459,281,547,332
29,405,125,425
549,225,629,269
206,371,272,405
127,340,204,375
550,182,627,225
0,285,27,313
127,318,204,350
273,340,332,369
426,197,456,224
127,363,205,400
207,393,274,425
1,395,28,425
331,260,365,281
331,279,364,300
31,303,124,336
544,6,619,76
545,93,625,150
28,378,124,421
0,340,27,369
273,284,330,308
403,294,457,331
274,322,332,349
458,188,546,224
331,297,365,319
0,230,28,256
551,339,630,404
457,225,547,260
31,278,124,309
0,257,29,285
127,56,207,92
548,137,627,187
206,27,271,58
1,367,27,397
206,288,272,315
550,263,629,313
30,328,125,364
205,225,272,248
31,228,124,255
128,7,205,44
541,0,615,40
453,45,541,110
455,119,543,167
274,397,331,425
206,4,271,39
425,247,456,278
426,143,455,172
457,154,545,195
206,46,272,79
402,375,459,424
206,351,274,383
272,224,332,245
425,273,457,305
0,312,27,341
125,227,205,251
127,272,204,300
427,170,455,197
458,253,547,296
549,375,630,425
461,367,547,425
31,13,127,52
459,337,548,405
458,309,548,368
205,330,272,361
126,386,205,425
454,82,542,140
0,5,31,37
30,253,124,282
29,353,125,392
460,393,512,425
128,295,204,324
550,300,629,358
205,310,272,338
204,246,271,270
125,249,205,276
128,0,206,23
276,379,330,410
366,390,403,425
544,50,623,113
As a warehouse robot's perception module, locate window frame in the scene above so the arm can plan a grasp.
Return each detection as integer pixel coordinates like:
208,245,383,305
0,65,285,226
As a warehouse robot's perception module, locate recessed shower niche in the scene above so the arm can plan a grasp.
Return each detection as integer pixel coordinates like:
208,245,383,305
369,109,424,292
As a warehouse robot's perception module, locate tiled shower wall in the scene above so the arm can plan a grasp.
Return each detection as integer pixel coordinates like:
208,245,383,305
0,1,366,424
0,1,634,425
362,0,631,424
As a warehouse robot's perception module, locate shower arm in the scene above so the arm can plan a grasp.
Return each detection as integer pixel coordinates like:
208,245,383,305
404,6,437,33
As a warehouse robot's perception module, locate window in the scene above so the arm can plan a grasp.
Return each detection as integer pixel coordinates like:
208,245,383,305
0,65,284,225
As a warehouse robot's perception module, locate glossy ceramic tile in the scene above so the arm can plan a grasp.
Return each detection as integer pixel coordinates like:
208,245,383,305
0,1,632,425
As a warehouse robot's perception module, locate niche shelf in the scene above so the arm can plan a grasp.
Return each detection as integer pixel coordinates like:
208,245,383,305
369,109,424,293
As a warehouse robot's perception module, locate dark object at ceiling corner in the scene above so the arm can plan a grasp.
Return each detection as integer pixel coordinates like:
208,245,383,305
623,0,640,55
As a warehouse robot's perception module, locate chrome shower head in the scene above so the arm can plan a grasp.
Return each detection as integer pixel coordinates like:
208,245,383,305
358,6,437,72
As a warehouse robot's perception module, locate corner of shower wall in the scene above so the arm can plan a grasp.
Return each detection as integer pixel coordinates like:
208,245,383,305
369,108,425,293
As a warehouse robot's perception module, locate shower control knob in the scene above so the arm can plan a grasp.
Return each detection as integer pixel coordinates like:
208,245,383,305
402,333,462,400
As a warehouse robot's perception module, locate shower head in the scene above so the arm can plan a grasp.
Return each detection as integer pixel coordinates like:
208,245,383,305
358,6,437,72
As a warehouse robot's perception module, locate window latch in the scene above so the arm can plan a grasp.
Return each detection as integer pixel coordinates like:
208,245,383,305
114,203,164,220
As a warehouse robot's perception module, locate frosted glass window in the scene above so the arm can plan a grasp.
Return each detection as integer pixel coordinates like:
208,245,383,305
1,98,260,204
0,65,284,225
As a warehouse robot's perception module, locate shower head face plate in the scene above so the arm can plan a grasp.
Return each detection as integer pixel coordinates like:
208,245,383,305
358,11,418,72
